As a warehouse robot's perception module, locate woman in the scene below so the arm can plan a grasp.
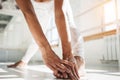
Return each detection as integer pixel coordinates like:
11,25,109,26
9,0,85,79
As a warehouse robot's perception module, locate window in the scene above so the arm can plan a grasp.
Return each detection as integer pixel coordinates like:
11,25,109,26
103,0,117,31
104,0,116,23
104,24,117,31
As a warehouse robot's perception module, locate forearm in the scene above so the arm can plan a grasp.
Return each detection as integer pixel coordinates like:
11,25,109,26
24,13,50,50
56,15,72,58
16,0,51,52
55,0,72,59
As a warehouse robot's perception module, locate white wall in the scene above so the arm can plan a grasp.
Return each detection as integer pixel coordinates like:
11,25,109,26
0,10,32,62
73,0,106,36
84,39,106,66
18,0,120,67
70,0,119,66
68,0,105,66
32,0,120,66
0,10,32,49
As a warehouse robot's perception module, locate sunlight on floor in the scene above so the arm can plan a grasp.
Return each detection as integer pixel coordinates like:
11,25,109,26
86,73,120,80
0,68,8,73
0,75,18,78
0,63,120,80
26,65,120,80
27,65,52,73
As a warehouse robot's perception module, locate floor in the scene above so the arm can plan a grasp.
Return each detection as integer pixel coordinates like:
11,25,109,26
0,62,120,80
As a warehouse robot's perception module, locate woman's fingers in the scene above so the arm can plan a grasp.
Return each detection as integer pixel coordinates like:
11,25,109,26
53,64,79,80
50,64,66,73
61,60,79,80
47,63,56,72
48,62,69,74
53,71,61,78
46,58,79,80
67,66,79,80
74,65,80,78
62,72,68,78
48,64,66,79
56,63,70,73
53,71,69,79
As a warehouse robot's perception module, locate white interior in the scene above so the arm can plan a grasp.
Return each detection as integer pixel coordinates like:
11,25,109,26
0,0,120,67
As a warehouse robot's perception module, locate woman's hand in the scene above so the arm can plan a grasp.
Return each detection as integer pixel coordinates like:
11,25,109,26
64,53,80,78
41,48,70,74
53,53,80,80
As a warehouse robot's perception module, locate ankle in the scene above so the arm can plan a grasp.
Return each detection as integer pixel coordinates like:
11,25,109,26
16,61,27,66
74,56,85,69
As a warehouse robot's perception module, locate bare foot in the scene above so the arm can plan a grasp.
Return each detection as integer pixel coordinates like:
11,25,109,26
7,61,27,68
74,56,86,77
74,56,84,69
54,56,85,79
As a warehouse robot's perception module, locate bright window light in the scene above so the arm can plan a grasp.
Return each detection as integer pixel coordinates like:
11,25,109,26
104,0,117,31
104,0,116,23
117,0,120,19
104,24,117,31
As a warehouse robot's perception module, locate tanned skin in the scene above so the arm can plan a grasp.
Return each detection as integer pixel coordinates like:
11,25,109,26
7,0,84,80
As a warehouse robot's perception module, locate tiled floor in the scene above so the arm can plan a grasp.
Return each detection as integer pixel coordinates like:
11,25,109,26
0,62,120,80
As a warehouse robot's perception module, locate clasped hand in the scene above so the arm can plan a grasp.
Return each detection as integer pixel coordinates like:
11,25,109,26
42,49,80,80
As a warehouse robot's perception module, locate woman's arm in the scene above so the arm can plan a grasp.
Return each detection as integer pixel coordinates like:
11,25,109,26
15,0,68,73
16,0,49,49
54,0,72,59
54,0,79,79
65,0,85,69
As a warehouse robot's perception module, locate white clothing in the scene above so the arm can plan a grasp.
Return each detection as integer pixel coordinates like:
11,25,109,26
22,0,84,63
2,0,17,10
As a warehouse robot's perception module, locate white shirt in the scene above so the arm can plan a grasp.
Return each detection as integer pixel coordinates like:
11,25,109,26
30,0,84,58
31,0,76,34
